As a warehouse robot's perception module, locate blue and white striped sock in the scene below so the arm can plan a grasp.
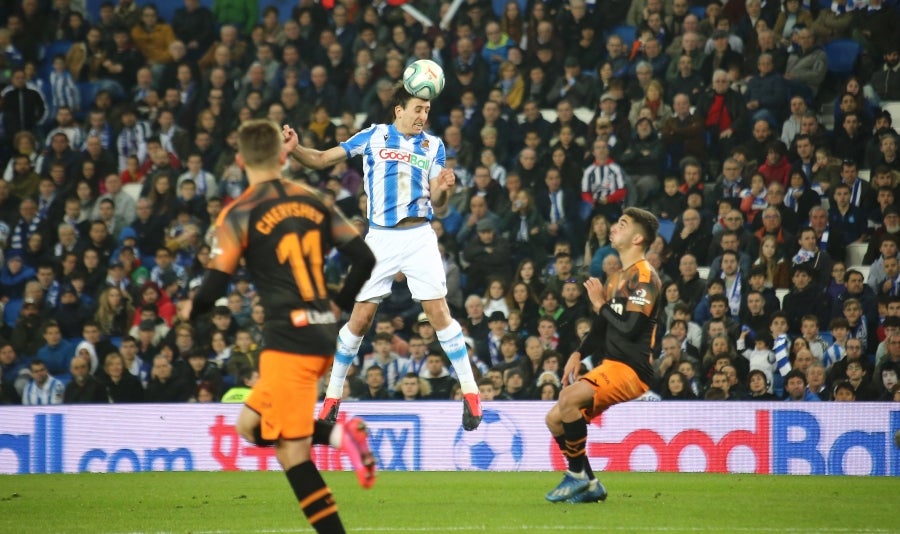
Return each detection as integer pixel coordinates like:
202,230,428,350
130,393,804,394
436,320,478,395
325,324,362,399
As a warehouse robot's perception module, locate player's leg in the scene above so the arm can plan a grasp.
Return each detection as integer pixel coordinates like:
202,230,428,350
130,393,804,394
545,381,598,502
405,224,482,430
319,301,379,422
277,437,347,534
321,227,397,421
549,361,649,503
313,357,377,488
422,297,482,430
235,405,273,446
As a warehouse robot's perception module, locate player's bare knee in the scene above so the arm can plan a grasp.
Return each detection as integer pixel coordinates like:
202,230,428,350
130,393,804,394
545,406,562,431
235,420,255,443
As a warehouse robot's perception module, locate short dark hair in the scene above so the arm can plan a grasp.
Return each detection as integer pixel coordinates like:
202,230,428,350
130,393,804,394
392,82,419,111
373,332,393,343
623,207,659,251
785,369,807,385
832,380,855,398
829,317,850,330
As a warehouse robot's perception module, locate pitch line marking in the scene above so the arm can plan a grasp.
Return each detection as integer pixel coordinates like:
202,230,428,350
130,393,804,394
175,526,895,534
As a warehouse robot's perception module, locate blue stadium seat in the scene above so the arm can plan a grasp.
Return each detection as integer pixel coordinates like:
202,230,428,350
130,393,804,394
3,298,22,328
823,39,861,78
689,6,707,19
491,0,527,18
658,219,676,243
77,82,99,111
41,40,72,65
608,25,637,49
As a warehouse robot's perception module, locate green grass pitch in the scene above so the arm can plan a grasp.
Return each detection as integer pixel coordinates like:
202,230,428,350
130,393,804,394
0,471,895,533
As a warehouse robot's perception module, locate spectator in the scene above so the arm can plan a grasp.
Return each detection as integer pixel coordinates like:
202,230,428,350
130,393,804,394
844,359,878,400
784,28,827,99
783,368,820,401
782,263,831,336
418,352,453,399
180,351,224,401
844,297,877,356
832,113,869,168
173,0,216,59
811,0,854,42
145,354,192,402
671,209,712,265
701,30,742,84
130,5,175,72
697,69,746,160
655,333,701,382
63,354,107,404
869,46,900,102
746,54,789,125
1,69,45,143
831,380,856,401
101,352,144,403
22,359,65,406
661,93,707,166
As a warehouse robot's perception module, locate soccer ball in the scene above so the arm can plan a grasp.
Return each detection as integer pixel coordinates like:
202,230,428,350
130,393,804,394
403,59,445,100
452,410,525,470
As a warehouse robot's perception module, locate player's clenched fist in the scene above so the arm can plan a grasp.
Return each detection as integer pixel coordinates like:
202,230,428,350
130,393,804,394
437,168,455,190
282,125,299,153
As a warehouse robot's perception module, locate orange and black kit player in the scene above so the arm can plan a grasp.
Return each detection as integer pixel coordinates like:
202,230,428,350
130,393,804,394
561,260,660,478
190,179,375,534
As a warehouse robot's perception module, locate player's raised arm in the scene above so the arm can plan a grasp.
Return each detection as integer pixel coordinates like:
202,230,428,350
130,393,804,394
282,125,347,170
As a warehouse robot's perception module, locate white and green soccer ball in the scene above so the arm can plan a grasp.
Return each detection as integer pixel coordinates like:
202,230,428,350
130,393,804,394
403,59,445,100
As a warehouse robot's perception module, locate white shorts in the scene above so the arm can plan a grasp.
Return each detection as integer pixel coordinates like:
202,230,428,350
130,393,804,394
355,222,447,303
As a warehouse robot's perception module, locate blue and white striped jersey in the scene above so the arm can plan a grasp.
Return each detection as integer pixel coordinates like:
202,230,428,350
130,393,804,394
341,123,445,227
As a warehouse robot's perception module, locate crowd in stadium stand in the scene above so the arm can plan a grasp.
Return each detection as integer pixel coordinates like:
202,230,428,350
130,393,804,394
0,0,900,407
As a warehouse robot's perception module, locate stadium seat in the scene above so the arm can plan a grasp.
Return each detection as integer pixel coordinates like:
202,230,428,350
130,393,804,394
858,169,870,182
775,288,789,308
846,243,867,266
77,82,99,112
491,0,527,17
658,219,675,243
608,25,637,49
3,298,22,327
697,266,709,280
574,107,593,124
123,183,142,203
883,101,900,126
540,109,558,123
823,39,861,78
689,6,707,19
41,39,72,65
